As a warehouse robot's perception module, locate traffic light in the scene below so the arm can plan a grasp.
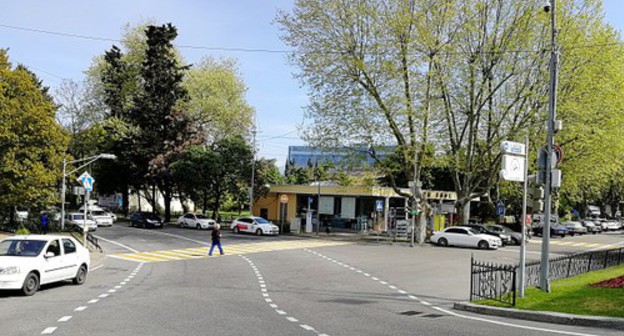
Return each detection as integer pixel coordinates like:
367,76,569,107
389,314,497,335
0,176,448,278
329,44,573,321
529,186,545,212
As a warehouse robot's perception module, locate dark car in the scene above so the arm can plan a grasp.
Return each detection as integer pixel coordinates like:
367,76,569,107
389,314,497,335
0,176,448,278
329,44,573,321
465,224,512,245
485,225,525,245
532,222,568,237
130,211,163,229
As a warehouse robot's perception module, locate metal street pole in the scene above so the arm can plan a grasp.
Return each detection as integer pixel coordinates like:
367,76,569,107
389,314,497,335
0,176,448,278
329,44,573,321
316,177,321,235
411,147,418,247
540,0,558,293
249,127,256,215
61,159,67,231
519,134,529,297
83,190,89,245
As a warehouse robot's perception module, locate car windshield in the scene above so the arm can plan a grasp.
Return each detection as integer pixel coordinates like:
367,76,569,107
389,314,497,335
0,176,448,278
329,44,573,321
0,239,46,257
196,214,209,219
255,218,270,224
146,213,160,219
72,214,85,220
92,211,107,216
468,228,480,235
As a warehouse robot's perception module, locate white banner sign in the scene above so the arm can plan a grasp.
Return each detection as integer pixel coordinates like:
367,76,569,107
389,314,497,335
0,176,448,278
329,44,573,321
319,196,334,214
341,197,356,219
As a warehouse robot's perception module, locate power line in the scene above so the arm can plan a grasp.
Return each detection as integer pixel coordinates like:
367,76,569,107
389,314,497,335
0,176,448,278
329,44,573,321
1,22,620,57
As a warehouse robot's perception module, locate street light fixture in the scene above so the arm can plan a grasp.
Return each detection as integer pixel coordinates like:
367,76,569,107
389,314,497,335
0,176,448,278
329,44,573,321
60,153,117,230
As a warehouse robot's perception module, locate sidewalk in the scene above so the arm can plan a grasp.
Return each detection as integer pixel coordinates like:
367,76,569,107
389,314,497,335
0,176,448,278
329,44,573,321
454,302,624,331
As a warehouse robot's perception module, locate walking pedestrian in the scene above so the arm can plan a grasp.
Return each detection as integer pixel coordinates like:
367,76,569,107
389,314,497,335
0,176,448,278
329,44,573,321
41,214,48,234
209,224,223,256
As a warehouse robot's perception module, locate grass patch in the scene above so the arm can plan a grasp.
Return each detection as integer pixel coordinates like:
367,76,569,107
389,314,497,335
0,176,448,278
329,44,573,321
478,264,624,318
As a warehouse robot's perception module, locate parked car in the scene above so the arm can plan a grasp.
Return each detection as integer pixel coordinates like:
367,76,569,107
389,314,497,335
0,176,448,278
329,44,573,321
101,208,118,222
580,220,602,234
14,206,29,221
430,226,502,250
562,221,588,236
0,235,90,296
464,224,512,245
485,225,525,245
230,216,279,236
604,220,622,231
130,211,163,229
65,212,97,232
532,222,568,237
79,205,114,227
177,213,216,230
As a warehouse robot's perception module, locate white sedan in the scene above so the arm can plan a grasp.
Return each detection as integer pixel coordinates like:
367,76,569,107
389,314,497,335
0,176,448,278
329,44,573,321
177,213,216,230
65,212,98,232
0,235,90,296
430,226,502,250
230,216,279,236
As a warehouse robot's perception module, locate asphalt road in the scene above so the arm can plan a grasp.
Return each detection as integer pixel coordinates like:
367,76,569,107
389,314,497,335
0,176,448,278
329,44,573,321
1,224,623,336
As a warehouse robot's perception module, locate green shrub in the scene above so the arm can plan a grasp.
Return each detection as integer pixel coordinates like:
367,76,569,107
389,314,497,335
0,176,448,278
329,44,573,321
15,226,30,235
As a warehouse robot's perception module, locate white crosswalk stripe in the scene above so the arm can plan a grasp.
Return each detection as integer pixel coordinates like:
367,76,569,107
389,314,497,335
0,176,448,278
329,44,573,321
109,240,350,263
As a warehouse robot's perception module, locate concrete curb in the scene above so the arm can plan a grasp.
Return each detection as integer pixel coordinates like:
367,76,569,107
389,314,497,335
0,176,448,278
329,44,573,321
453,302,624,330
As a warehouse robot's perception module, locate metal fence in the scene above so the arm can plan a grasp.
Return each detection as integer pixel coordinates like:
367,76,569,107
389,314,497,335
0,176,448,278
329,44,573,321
470,256,517,305
471,247,624,306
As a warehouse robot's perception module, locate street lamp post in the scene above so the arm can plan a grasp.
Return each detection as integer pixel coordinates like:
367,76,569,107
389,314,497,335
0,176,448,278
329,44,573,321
60,153,116,231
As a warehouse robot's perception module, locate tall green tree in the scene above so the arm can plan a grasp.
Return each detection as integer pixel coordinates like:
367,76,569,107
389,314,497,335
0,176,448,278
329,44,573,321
130,23,200,222
0,50,70,219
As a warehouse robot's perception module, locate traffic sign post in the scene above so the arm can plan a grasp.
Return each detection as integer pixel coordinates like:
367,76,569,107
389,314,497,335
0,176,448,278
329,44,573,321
496,201,505,217
77,172,95,246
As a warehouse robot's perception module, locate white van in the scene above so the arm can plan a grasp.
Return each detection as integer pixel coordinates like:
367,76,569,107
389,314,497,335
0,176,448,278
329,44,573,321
78,205,113,227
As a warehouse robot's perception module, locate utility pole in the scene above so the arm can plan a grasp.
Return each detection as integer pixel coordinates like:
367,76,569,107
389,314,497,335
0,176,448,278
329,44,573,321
540,0,558,293
249,126,257,215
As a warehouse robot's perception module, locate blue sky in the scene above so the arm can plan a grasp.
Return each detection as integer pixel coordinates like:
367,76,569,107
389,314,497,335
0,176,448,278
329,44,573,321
1,1,622,169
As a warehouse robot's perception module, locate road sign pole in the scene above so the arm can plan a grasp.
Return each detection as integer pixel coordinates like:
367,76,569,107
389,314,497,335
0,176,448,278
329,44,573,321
83,191,89,246
519,134,529,297
540,0,558,293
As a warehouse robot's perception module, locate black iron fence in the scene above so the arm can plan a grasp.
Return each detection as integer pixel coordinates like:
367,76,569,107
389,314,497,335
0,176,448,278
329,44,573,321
471,246,624,306
470,256,517,305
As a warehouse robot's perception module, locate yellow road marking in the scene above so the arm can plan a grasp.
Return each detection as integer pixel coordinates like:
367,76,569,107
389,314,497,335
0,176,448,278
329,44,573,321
111,240,350,263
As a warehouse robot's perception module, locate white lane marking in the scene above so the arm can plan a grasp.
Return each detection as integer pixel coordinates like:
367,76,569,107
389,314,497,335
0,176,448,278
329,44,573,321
74,306,87,311
58,316,72,322
389,285,397,290
120,282,127,285
94,236,140,253
433,307,599,336
91,265,104,271
98,294,109,298
300,325,315,331
270,303,278,308
276,310,286,315
586,243,599,247
287,317,298,322
107,289,116,293
364,273,370,276
88,299,99,304
265,298,273,303
41,327,57,334
398,290,407,294
114,285,122,289
262,293,269,297
124,278,130,282
421,301,431,306
372,277,379,281
380,281,388,285
408,295,419,300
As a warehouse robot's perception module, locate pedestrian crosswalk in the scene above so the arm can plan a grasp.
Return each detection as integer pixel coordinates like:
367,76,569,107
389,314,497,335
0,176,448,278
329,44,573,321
528,239,619,250
108,240,351,264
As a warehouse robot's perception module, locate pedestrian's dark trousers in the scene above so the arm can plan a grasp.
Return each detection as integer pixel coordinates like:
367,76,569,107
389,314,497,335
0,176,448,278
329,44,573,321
209,241,223,255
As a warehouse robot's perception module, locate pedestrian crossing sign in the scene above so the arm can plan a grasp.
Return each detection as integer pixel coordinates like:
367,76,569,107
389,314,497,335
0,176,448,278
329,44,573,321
77,171,95,192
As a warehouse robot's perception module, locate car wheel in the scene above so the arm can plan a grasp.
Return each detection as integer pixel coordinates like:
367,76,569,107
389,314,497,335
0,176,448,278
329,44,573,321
592,231,597,235
179,222,184,228
256,229,263,236
130,221,134,227
142,222,146,229
478,240,489,250
511,237,520,245
569,232,575,237
73,265,88,285
196,224,201,230
438,238,448,247
21,272,39,296
234,227,240,234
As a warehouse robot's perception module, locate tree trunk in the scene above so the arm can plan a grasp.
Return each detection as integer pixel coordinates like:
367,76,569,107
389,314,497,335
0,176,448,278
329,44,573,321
122,187,129,217
457,199,471,225
163,189,171,223
152,183,157,213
